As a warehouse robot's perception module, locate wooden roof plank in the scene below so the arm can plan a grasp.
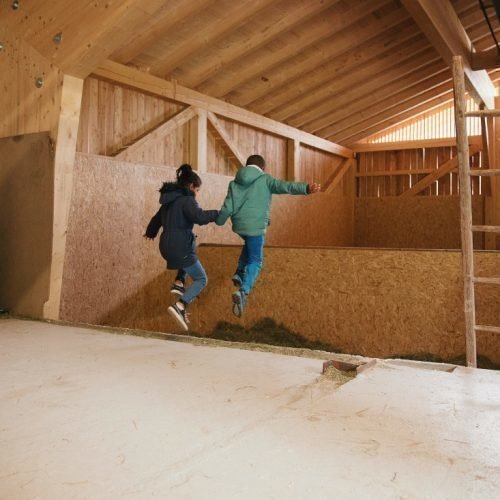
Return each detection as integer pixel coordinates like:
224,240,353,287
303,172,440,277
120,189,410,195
401,0,495,108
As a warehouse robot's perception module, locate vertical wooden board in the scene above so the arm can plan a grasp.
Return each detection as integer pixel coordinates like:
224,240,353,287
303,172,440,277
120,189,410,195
76,79,91,154
113,85,123,154
88,78,100,155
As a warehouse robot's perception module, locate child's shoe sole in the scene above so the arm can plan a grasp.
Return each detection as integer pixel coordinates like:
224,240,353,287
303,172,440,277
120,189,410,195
168,305,189,331
232,291,244,318
170,289,183,296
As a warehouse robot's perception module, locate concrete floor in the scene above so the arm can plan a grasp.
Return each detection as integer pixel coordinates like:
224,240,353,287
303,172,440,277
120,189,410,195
1,319,499,500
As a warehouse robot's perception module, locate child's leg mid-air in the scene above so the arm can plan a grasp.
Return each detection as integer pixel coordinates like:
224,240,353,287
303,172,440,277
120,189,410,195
232,235,264,317
171,270,186,296
232,244,248,287
168,260,208,331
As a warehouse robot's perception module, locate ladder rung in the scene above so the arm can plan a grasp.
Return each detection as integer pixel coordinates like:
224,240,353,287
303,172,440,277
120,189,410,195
471,225,500,233
475,325,500,334
473,276,500,285
465,110,500,117
469,169,500,176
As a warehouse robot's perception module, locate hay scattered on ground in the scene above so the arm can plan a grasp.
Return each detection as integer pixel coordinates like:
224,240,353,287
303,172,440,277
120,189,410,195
322,365,357,385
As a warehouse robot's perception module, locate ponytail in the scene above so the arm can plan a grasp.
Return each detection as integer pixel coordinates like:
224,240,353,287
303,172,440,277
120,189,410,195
176,163,202,189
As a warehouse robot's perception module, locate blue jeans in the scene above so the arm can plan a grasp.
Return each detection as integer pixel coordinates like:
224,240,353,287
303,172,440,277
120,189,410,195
236,235,264,295
176,260,208,304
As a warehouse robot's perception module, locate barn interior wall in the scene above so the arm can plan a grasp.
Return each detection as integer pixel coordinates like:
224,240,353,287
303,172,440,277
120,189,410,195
355,196,485,249
0,133,54,317
75,77,347,185
59,153,353,322
0,25,63,140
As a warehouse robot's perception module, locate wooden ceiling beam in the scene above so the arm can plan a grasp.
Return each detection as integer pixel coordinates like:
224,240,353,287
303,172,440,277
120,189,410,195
168,0,340,90
0,0,167,78
147,0,277,78
227,1,409,109
303,26,495,140
330,71,500,145
400,0,495,108
111,0,213,65
93,60,353,158
247,22,424,117
196,0,392,98
326,77,456,144
288,51,445,132
266,5,485,123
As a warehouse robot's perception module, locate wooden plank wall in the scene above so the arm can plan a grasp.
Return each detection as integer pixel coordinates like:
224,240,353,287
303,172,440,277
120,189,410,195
76,77,345,185
0,25,63,140
356,146,483,197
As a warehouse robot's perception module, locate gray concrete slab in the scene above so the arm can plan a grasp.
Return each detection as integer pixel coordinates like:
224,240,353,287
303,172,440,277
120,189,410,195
1,319,499,499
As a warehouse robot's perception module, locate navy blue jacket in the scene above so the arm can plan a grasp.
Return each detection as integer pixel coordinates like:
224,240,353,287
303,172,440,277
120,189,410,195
145,183,218,269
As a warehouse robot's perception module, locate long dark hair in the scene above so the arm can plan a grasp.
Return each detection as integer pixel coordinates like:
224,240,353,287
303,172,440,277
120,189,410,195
176,164,201,189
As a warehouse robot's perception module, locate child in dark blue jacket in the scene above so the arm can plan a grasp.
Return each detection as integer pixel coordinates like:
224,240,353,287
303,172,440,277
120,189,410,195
145,164,218,331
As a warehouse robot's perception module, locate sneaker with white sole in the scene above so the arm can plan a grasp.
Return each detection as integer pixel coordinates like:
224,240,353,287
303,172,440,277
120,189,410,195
168,302,189,331
232,289,247,318
170,282,185,296
232,273,243,287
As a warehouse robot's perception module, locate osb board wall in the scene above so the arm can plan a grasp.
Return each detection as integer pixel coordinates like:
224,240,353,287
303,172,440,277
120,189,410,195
0,25,63,139
63,244,500,364
60,153,353,321
355,196,485,249
357,147,483,197
0,133,54,316
76,77,346,185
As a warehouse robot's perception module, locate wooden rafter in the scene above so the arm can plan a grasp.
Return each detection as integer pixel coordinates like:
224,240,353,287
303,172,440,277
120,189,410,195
93,60,353,159
351,136,482,152
400,0,495,108
399,144,481,197
323,158,353,194
264,27,430,122
1,0,168,78
197,0,393,98
207,111,246,168
115,106,197,162
173,0,345,90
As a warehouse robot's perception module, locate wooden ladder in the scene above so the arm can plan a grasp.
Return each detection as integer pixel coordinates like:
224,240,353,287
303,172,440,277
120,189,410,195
452,56,500,367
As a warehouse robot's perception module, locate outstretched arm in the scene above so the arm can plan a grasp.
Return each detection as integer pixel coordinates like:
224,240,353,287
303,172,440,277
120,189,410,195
144,209,162,239
183,198,219,226
267,175,312,195
215,186,234,226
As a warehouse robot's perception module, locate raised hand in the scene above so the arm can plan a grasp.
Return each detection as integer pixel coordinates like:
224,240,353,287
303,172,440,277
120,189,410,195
308,182,321,194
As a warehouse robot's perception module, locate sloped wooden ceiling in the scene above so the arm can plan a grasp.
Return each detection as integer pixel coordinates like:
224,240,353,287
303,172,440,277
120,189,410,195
3,0,500,146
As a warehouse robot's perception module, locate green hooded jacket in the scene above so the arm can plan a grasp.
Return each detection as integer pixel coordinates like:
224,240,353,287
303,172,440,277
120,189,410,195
216,165,309,236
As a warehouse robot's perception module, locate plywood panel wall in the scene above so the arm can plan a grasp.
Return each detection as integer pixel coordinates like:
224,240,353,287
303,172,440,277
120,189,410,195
63,243,500,365
60,153,353,326
354,196,485,249
0,25,63,139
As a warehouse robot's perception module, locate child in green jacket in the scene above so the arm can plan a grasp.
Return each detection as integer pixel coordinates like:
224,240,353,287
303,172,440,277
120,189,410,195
216,154,320,317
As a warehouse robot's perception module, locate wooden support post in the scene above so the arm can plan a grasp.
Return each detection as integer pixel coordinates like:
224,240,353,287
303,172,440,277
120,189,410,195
452,56,476,368
43,75,84,320
287,139,300,181
190,108,208,173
